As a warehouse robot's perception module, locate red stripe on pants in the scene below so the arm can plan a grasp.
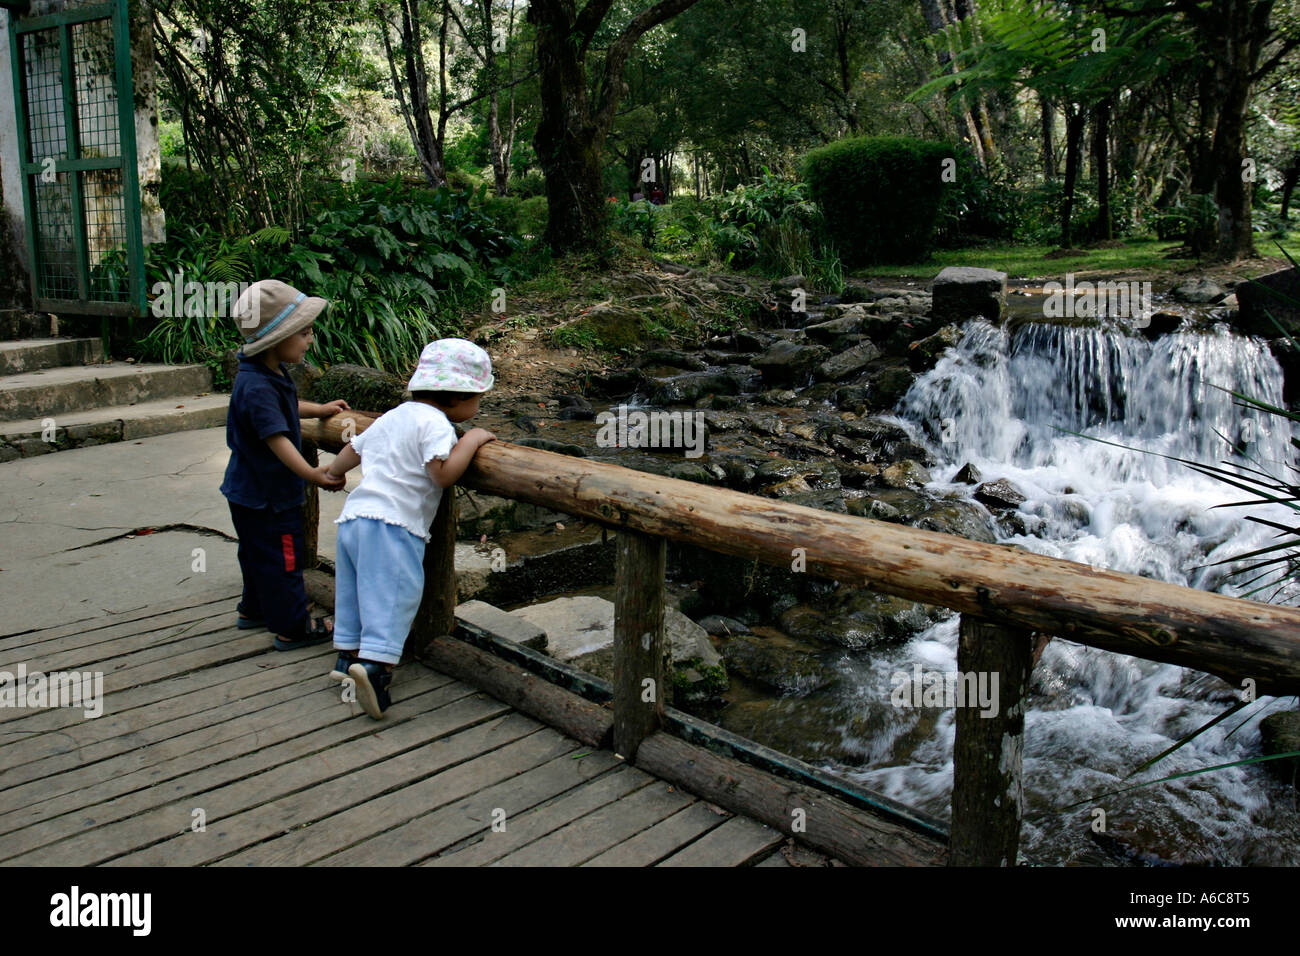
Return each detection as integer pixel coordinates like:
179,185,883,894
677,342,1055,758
282,534,296,572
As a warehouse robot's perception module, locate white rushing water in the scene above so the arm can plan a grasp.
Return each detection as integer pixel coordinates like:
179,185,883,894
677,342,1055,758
841,319,1300,864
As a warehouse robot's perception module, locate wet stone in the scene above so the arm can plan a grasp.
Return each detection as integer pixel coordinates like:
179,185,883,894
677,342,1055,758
975,477,1027,509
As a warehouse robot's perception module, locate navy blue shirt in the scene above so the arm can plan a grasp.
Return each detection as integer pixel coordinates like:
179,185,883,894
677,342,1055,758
220,354,305,512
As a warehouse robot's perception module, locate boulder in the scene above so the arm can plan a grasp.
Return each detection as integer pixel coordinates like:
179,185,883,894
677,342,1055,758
954,462,983,485
636,349,708,371
1236,267,1300,338
881,460,931,489
909,324,963,372
975,477,1027,509
814,341,882,382
511,596,727,698
752,341,831,385
720,633,836,697
1170,276,1225,305
697,615,751,636
315,363,407,413
804,315,863,344
930,266,1007,323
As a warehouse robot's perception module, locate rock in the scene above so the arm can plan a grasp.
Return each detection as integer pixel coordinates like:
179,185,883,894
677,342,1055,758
835,463,882,489
1170,276,1224,304
1259,711,1300,785
651,371,743,405
804,315,863,344
780,589,945,650
954,462,982,484
752,341,831,385
881,460,931,489
866,366,915,410
316,363,407,413
705,331,767,352
636,349,707,372
908,324,963,372
455,489,571,537
975,477,1027,509
911,498,998,543
720,633,836,697
667,462,715,484
513,596,727,698
1236,267,1300,338
455,600,547,650
814,341,881,382
1140,311,1184,338
830,434,885,464
930,266,1007,324
845,497,901,521
589,368,650,398
556,394,595,420
783,489,848,514
697,615,751,636
513,437,587,457
755,457,841,491
775,274,806,290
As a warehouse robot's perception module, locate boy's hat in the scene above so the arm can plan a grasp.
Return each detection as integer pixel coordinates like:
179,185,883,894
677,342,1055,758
408,339,494,392
235,280,328,356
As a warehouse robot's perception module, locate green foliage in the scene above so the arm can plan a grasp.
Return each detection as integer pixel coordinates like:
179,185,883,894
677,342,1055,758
134,178,521,378
802,136,956,265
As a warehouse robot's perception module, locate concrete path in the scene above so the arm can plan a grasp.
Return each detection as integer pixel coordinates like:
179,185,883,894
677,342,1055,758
0,426,354,635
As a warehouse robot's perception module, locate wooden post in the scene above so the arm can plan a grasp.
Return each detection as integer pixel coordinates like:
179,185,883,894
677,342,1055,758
301,438,319,570
950,613,1036,866
406,488,458,662
613,531,667,762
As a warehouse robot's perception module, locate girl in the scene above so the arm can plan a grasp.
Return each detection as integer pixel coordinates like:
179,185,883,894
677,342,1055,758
324,339,496,718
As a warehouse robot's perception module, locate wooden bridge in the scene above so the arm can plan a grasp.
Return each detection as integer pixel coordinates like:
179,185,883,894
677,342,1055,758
3,408,1298,867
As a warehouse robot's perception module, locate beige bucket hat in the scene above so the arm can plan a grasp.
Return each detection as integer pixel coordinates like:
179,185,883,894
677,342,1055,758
235,279,329,357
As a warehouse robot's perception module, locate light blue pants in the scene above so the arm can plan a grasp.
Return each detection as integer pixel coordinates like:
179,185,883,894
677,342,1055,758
333,517,427,665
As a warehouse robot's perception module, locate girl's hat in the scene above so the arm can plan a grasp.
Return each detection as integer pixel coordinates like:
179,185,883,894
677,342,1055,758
408,339,494,392
235,280,329,356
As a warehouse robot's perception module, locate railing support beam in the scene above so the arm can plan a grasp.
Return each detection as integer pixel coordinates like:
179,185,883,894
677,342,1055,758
950,613,1036,866
613,530,667,762
407,489,458,661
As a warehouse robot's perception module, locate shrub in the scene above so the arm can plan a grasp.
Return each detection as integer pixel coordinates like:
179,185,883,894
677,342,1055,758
801,136,955,265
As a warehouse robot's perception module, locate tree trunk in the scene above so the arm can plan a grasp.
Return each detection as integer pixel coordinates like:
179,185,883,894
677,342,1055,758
1093,99,1112,241
1060,104,1085,247
1281,150,1300,220
1040,94,1055,180
1212,73,1257,260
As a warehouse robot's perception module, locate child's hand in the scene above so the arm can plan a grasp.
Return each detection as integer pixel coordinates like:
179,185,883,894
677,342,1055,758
318,399,351,418
466,428,496,448
311,465,346,491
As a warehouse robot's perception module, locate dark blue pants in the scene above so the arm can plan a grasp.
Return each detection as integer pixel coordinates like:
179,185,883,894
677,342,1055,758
228,501,311,638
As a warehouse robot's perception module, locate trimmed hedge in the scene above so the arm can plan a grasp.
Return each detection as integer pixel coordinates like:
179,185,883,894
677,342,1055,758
801,136,956,265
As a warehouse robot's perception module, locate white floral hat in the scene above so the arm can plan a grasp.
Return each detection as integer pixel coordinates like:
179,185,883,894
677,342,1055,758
408,338,495,392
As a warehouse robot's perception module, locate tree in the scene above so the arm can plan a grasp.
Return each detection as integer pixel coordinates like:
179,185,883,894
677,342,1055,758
1103,0,1300,261
525,0,702,254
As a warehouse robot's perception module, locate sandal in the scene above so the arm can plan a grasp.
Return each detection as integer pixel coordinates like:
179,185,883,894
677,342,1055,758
273,615,333,651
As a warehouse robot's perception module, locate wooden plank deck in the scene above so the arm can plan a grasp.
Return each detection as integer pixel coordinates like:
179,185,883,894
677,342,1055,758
0,589,839,867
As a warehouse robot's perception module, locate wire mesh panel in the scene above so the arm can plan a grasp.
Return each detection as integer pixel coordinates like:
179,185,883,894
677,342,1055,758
72,18,119,158
31,172,77,300
20,28,65,165
84,168,128,300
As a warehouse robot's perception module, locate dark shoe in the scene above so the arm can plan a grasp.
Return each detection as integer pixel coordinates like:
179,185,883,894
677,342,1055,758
329,650,357,682
273,616,333,651
236,604,265,630
348,661,392,719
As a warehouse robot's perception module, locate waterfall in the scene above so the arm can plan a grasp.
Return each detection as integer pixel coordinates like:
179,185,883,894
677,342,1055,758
839,318,1300,864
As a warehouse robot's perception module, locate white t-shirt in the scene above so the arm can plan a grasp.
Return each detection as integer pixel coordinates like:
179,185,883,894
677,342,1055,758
336,401,458,542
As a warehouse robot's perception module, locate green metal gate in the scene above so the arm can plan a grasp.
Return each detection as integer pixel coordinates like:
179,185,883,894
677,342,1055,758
8,0,145,315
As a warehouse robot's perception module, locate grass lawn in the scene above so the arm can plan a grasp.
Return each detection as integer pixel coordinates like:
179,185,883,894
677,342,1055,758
853,232,1300,284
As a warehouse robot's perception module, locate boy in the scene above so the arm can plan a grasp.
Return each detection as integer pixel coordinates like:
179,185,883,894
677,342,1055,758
220,279,349,649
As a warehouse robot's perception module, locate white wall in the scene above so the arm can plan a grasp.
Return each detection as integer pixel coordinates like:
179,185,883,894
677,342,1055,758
0,10,31,279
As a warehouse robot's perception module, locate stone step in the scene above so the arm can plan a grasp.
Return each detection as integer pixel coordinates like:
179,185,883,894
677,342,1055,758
0,392,228,461
0,337,103,376
0,361,213,421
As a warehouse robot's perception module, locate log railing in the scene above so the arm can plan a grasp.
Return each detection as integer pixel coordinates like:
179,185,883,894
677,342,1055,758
303,411,1300,866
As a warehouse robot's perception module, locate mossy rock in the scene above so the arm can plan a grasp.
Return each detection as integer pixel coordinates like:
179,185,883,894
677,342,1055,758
316,363,407,413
